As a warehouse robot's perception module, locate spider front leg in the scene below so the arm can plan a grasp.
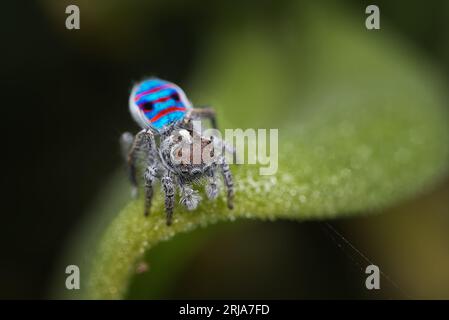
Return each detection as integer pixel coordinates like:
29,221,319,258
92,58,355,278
124,129,156,198
187,107,217,129
120,132,134,160
120,132,137,196
206,168,219,200
162,172,176,225
179,181,202,211
220,157,234,209
143,165,158,216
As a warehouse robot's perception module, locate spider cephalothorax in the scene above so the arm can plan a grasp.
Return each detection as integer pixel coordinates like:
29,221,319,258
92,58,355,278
121,78,234,225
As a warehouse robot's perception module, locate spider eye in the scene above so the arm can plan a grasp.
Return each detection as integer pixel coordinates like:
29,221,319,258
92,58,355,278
141,101,154,112
178,129,192,144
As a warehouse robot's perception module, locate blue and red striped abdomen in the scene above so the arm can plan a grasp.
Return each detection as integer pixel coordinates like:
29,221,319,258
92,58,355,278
129,78,192,131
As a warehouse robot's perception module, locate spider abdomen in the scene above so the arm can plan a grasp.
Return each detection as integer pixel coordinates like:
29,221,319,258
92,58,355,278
129,78,192,131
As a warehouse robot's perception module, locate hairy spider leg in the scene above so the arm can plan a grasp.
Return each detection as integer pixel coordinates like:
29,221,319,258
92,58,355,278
220,156,234,209
162,172,176,225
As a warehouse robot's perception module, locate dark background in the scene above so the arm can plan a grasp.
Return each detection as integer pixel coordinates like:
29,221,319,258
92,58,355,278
1,0,448,299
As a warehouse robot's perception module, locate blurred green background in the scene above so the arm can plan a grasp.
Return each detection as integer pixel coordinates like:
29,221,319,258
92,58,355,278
1,0,449,299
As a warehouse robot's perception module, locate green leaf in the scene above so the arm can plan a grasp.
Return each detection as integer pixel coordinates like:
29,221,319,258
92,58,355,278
63,4,449,299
